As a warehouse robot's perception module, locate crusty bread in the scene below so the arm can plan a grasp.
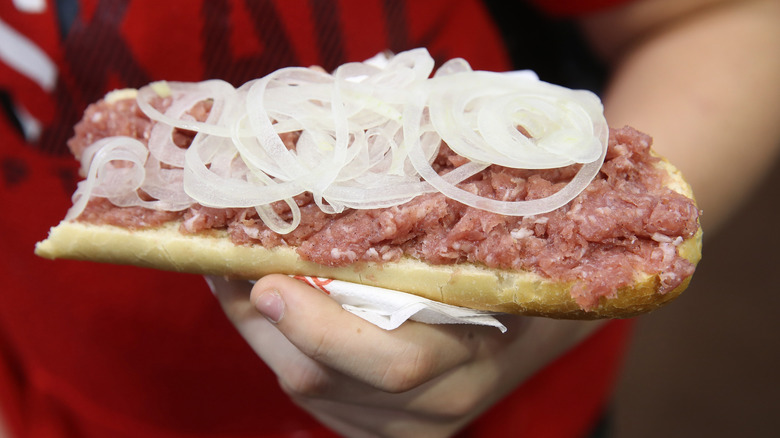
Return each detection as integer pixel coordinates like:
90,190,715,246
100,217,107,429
34,157,702,319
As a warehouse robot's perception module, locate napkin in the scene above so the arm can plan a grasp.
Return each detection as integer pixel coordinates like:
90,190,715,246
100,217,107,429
292,276,507,333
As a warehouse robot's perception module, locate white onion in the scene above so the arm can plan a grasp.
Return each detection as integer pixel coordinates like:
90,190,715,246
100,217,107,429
67,136,151,220
76,48,608,234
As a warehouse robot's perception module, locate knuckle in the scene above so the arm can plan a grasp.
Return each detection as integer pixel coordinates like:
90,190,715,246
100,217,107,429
425,390,483,419
377,345,437,393
277,363,332,398
302,321,336,363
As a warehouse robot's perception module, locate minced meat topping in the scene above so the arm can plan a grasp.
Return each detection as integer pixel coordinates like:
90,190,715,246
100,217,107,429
70,97,700,310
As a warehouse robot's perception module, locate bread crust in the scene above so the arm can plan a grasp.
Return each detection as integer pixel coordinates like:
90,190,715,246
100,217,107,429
33,220,701,319
34,157,702,320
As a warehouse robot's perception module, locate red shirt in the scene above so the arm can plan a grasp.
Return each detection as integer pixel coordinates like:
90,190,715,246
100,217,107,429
0,1,633,437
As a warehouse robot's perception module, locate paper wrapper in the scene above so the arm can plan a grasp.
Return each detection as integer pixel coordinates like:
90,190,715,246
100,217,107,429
292,276,507,333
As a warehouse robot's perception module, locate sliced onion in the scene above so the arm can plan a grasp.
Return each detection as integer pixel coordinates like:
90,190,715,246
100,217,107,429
67,137,150,220
183,135,302,208
141,157,194,210
428,71,604,169
79,48,609,233
137,80,237,137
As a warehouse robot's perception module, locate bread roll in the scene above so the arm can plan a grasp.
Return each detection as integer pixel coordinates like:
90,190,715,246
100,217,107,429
35,157,702,319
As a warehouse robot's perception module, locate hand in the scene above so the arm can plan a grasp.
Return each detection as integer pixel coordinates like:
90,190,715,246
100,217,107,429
210,274,602,437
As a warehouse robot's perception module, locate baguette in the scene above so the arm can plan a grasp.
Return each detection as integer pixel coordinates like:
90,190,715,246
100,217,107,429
34,49,702,319
35,157,701,319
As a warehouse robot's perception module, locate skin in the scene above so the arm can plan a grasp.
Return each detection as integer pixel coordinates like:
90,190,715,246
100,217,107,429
586,0,780,233
212,0,780,436
211,276,602,437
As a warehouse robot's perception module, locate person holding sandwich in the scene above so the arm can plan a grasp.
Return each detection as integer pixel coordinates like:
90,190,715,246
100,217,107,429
1,0,778,437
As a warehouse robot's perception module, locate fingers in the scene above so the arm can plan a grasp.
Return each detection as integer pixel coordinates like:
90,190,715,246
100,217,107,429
208,274,474,398
208,274,605,438
250,274,493,393
209,274,597,405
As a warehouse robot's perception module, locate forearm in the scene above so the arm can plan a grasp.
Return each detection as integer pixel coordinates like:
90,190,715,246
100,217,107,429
584,0,780,233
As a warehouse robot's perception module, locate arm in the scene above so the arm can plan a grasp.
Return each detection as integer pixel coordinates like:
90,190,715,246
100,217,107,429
581,0,780,232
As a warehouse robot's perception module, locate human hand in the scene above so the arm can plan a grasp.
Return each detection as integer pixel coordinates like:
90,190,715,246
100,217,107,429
210,274,602,437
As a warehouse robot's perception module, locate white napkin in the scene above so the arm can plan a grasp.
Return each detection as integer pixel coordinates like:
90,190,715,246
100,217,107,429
291,276,507,333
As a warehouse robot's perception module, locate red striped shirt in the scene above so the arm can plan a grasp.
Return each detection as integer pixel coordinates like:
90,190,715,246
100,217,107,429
0,1,633,436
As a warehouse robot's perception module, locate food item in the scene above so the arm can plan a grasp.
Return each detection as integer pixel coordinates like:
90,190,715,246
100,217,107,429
35,49,701,319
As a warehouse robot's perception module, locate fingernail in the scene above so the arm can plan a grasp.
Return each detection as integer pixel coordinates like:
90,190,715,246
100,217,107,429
255,290,284,323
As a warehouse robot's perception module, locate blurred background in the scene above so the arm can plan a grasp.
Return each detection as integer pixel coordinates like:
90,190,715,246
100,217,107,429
613,157,780,437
